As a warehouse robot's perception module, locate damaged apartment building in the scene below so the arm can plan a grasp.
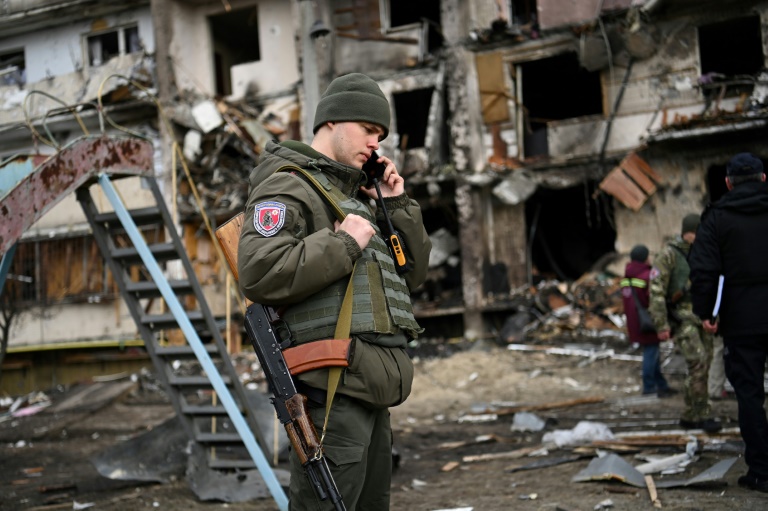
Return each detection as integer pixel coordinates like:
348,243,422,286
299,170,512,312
2,0,768,391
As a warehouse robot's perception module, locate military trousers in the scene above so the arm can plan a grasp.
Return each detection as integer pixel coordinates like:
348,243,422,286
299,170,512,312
675,322,713,422
289,393,392,511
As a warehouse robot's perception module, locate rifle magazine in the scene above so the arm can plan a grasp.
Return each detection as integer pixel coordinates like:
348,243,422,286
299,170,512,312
283,338,355,375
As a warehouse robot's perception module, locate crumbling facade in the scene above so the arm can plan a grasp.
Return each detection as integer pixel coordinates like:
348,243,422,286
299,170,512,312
3,0,768,391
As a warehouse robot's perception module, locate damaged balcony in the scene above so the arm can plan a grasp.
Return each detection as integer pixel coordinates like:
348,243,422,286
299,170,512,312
644,12,768,144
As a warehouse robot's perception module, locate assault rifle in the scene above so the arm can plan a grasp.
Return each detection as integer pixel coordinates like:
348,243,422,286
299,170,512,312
244,303,346,511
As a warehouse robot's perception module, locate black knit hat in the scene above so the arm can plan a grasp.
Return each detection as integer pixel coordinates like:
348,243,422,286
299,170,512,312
313,73,390,140
681,213,700,235
727,152,764,176
630,244,649,262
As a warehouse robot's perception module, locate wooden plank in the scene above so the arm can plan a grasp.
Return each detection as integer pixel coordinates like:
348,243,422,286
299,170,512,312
629,152,663,183
598,167,646,211
463,445,541,463
645,475,662,508
215,212,244,281
490,396,605,416
476,51,510,124
621,153,658,194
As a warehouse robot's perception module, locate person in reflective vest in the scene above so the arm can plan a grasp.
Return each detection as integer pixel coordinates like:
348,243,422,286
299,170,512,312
621,244,674,397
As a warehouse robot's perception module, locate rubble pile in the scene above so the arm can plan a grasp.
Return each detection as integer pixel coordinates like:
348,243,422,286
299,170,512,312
170,94,296,224
494,273,625,345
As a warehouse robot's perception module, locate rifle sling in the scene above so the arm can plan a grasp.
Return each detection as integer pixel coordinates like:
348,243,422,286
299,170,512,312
320,261,356,446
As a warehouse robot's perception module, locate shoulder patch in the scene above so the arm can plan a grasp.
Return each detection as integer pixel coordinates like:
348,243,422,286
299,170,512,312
253,201,286,237
649,267,661,280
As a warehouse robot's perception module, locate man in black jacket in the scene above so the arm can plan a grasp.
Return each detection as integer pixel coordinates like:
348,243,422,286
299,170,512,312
689,152,768,493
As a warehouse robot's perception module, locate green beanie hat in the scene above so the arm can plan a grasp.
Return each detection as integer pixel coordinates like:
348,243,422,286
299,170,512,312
313,73,390,140
681,213,700,235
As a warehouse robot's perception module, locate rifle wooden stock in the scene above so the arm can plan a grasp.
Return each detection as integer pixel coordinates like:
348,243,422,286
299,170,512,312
285,393,323,461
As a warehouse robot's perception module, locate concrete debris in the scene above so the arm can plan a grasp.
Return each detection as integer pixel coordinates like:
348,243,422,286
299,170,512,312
428,228,460,268
171,96,298,224
449,273,630,346
543,421,615,448
511,412,546,432
492,170,538,205
593,499,614,510
633,436,698,475
191,100,224,133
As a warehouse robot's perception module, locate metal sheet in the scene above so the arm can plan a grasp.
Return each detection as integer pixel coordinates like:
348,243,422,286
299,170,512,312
0,135,153,254
571,453,647,487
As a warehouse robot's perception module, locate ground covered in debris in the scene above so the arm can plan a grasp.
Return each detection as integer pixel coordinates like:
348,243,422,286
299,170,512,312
2,337,766,511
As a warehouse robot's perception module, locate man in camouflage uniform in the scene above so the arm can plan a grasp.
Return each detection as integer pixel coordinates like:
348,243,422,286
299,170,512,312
648,213,722,433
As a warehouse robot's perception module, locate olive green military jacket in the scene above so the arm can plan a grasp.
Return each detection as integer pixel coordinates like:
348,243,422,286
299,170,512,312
649,236,700,333
237,141,431,407
237,140,431,306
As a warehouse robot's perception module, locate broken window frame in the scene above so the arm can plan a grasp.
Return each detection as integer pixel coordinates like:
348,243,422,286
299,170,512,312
504,44,604,160
508,0,537,27
208,5,261,97
0,49,26,87
696,14,764,101
334,0,439,60
379,0,422,33
84,24,141,68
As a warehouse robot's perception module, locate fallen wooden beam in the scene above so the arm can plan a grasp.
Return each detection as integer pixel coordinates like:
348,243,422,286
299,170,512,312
488,396,605,416
645,475,662,508
462,445,541,463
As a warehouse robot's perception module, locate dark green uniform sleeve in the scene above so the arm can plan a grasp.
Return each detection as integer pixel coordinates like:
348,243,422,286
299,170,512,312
380,193,432,290
238,173,358,305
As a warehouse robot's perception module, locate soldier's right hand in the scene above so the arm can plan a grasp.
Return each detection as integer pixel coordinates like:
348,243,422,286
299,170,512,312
335,214,375,250
658,329,671,341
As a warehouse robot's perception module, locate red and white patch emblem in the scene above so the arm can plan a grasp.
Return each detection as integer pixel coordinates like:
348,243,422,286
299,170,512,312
650,267,661,280
253,201,286,237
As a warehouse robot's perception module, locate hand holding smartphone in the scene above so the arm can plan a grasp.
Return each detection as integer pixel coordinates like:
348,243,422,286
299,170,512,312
362,151,386,188
359,151,411,274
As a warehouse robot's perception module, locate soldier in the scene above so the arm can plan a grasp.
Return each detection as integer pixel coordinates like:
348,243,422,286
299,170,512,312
238,73,431,510
648,213,721,433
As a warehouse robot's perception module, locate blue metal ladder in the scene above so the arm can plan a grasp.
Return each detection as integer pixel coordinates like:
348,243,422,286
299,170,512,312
76,173,289,510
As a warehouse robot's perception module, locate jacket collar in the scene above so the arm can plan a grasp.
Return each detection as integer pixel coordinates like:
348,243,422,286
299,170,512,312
267,140,365,197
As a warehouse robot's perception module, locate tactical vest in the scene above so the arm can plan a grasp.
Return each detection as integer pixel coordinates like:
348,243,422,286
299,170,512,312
667,244,690,303
277,167,423,344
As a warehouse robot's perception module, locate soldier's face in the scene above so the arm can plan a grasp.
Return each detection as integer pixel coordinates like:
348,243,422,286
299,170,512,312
329,122,384,169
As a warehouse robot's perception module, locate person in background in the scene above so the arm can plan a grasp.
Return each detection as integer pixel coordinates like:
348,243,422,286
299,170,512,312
689,152,768,493
648,213,721,433
621,244,675,397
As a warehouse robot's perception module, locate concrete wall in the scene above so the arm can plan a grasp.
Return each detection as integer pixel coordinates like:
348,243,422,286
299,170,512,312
170,0,298,98
613,155,710,259
9,301,141,348
0,6,154,83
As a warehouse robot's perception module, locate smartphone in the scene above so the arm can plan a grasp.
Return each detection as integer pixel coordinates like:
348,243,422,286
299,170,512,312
362,151,386,188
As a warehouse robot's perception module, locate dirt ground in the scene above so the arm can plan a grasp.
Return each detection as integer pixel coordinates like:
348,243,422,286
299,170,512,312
2,337,767,511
